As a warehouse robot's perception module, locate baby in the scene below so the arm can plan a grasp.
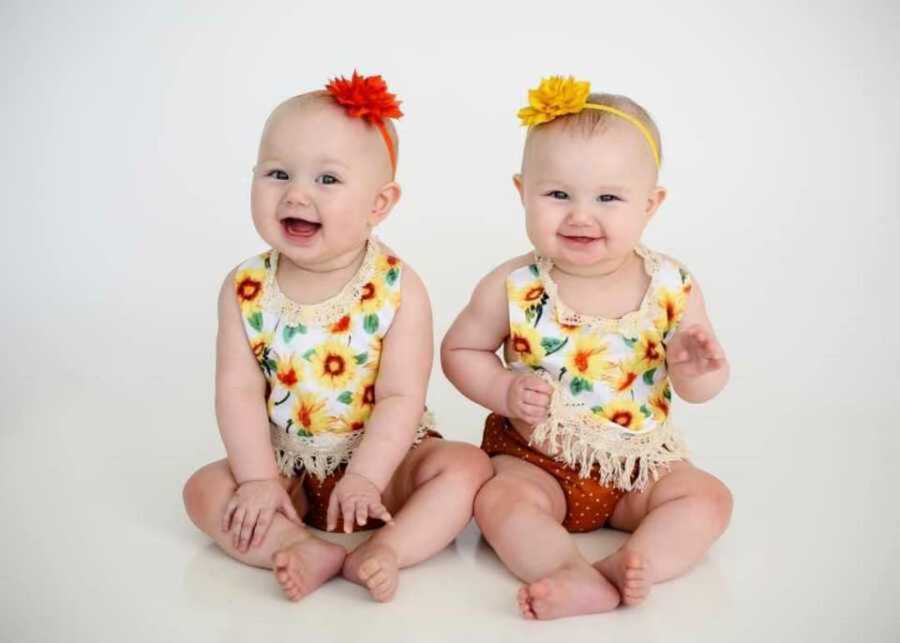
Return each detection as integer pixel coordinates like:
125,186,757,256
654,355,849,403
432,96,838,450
183,72,491,603
441,76,733,619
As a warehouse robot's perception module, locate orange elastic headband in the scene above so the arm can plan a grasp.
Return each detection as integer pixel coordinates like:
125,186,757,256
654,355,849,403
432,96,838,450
325,71,403,176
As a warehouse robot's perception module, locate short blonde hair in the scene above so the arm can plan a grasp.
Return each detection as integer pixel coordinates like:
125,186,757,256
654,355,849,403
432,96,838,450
528,92,662,167
276,90,400,169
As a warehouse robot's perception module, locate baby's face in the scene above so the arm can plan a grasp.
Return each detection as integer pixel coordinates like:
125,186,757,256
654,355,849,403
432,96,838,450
516,120,663,271
251,99,396,269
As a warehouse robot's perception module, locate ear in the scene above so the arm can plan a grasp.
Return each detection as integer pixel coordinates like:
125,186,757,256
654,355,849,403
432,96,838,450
368,181,402,227
513,173,524,203
645,185,667,219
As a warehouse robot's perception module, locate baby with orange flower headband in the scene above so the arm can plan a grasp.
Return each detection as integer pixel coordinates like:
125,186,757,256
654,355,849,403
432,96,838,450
183,72,492,604
442,76,732,619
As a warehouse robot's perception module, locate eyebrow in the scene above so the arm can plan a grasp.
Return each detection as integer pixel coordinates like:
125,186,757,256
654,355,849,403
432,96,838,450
256,156,350,170
534,179,629,192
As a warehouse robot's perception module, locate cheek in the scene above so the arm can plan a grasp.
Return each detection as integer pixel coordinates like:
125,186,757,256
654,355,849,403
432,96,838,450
524,208,557,250
250,184,277,217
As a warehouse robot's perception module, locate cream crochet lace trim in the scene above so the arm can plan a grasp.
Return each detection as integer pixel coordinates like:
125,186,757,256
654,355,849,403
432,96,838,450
535,244,662,336
528,371,687,492
271,410,437,481
260,237,380,327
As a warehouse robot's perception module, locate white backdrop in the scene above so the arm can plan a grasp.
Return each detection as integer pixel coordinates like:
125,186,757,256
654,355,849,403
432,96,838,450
2,1,898,641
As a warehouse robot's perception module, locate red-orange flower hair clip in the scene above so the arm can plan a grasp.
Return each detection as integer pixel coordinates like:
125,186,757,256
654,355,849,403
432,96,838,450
325,71,403,175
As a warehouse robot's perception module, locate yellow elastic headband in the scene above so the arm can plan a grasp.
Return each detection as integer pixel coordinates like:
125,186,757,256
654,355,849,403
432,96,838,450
517,76,660,168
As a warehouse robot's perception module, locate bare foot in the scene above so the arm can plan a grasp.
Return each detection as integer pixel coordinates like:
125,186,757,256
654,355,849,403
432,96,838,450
271,533,346,602
594,547,651,606
342,541,400,602
517,562,620,620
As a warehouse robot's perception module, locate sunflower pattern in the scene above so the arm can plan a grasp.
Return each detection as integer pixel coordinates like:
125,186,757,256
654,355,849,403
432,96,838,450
234,240,404,449
505,245,692,436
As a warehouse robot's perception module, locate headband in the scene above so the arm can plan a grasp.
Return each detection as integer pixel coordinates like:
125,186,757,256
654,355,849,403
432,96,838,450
325,71,403,176
517,76,660,168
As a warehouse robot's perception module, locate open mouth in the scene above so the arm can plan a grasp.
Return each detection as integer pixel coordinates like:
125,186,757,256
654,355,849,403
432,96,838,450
281,217,321,240
559,234,603,245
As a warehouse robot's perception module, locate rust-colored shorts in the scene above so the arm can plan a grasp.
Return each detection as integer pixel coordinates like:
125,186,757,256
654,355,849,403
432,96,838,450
480,414,625,533
284,430,442,532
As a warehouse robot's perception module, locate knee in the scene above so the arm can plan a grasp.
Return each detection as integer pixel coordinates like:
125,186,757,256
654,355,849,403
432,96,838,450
182,465,232,529
696,477,733,534
473,476,550,529
414,443,493,490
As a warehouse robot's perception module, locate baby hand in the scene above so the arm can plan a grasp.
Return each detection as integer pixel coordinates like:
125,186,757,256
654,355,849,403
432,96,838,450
506,373,552,426
667,324,727,378
327,472,393,533
222,478,302,552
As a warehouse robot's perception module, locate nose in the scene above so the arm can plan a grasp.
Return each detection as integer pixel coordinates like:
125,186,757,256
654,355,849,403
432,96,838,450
565,204,593,226
282,181,310,208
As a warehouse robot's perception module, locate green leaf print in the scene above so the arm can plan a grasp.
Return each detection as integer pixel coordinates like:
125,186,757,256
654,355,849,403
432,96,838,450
591,405,604,415
570,377,593,396
296,428,312,437
640,404,652,418
541,337,568,356
643,368,657,386
265,359,277,374
364,314,379,334
338,391,353,404
529,264,540,278
664,386,672,401
622,337,637,348
248,311,263,332
302,348,317,361
524,308,535,323
386,267,399,286
354,352,368,365
283,324,307,343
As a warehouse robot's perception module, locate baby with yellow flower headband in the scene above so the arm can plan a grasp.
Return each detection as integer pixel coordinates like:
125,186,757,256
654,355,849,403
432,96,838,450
183,72,492,604
442,76,732,619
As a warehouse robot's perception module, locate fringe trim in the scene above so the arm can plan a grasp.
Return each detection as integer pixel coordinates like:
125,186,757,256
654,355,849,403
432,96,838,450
529,372,688,492
535,244,663,336
271,410,436,481
261,236,380,327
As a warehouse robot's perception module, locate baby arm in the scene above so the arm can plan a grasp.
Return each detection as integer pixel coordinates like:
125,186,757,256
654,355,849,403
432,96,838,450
666,277,730,403
326,265,432,532
441,257,551,426
215,271,301,550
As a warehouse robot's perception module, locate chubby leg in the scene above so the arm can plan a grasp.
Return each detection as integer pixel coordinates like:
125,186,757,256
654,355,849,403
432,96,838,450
183,459,346,601
341,439,493,602
595,461,733,605
474,456,620,620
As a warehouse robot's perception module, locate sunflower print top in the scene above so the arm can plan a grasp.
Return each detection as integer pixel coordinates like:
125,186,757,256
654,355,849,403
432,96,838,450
233,237,434,481
504,245,693,492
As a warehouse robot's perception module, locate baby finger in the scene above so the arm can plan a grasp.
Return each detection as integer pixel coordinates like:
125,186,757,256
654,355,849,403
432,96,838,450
221,498,238,533
371,502,393,524
231,507,247,550
342,498,357,533
252,509,274,548
240,509,258,552
356,502,369,526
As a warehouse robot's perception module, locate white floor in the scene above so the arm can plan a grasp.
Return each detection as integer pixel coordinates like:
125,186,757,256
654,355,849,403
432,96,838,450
2,370,897,643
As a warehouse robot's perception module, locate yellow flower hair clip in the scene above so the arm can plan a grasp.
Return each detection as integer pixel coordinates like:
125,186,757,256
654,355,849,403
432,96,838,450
517,76,660,168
